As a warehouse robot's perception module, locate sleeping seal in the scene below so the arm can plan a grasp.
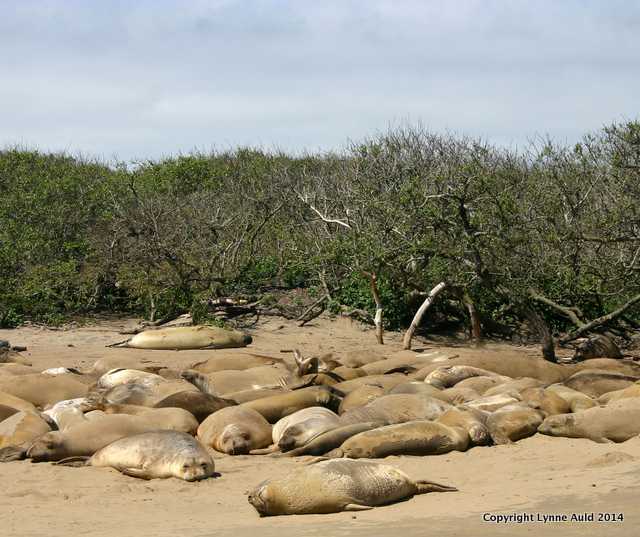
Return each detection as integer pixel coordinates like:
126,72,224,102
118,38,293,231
197,406,272,454
248,459,456,516
59,431,216,481
111,325,252,350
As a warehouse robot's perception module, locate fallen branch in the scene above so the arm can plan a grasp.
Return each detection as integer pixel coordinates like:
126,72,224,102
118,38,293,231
297,294,329,327
403,282,447,350
528,289,585,328
559,293,640,344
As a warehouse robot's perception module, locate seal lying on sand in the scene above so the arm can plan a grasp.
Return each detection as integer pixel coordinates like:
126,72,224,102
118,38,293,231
110,326,252,350
0,411,51,450
197,406,272,454
486,405,543,444
248,459,457,516
0,375,88,408
58,431,216,481
328,420,469,458
340,394,451,426
153,391,235,422
241,386,342,423
271,407,341,452
538,398,640,443
425,366,509,389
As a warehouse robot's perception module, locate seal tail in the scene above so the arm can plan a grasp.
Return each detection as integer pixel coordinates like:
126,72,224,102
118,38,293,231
106,339,131,348
55,456,91,467
0,445,28,462
415,480,458,494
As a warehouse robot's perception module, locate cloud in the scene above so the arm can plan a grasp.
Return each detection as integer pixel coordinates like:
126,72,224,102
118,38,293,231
0,0,638,160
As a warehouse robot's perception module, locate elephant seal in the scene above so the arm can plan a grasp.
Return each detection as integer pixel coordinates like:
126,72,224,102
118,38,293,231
197,406,272,454
276,422,382,457
598,383,640,404
0,375,88,408
248,459,457,516
338,384,385,414
112,325,252,350
520,387,570,417
333,374,408,395
564,369,639,398
572,358,640,376
97,369,166,390
388,381,443,398
573,334,622,361
437,406,491,445
486,405,543,444
78,403,198,434
272,407,341,451
538,398,640,443
0,411,51,449
360,353,443,376
462,393,521,412
60,431,216,481
242,386,342,423
192,353,282,373
545,384,596,412
225,387,285,403
425,366,509,389
0,404,19,422
412,355,569,384
88,357,163,377
338,349,388,368
483,378,543,397
328,420,469,458
153,391,235,422
0,348,32,366
454,376,504,395
181,366,287,396
331,366,367,380
0,391,37,413
438,387,482,404
102,379,198,407
340,394,451,426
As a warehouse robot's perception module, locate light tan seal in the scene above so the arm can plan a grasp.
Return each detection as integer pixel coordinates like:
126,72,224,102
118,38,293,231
545,384,596,412
153,391,235,422
192,353,282,373
59,431,216,481
241,386,342,423
328,420,469,458
248,458,456,516
598,383,640,404
340,394,451,426
519,387,570,417
425,365,509,389
111,325,252,350
0,411,51,450
563,369,639,398
437,406,491,445
338,384,385,414
0,375,88,408
271,407,341,452
538,398,640,443
197,406,272,454
486,405,543,444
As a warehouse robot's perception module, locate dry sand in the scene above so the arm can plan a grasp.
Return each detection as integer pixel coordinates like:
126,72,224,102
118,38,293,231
1,317,638,537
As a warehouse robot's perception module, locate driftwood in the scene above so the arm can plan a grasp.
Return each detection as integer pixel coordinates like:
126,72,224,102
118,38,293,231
362,272,384,344
403,282,447,350
297,294,329,327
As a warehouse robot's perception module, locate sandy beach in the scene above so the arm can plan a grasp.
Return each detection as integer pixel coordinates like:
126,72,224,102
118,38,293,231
1,317,638,537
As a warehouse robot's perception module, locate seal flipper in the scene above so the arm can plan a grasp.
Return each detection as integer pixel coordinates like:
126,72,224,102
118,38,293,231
344,504,374,512
121,468,153,480
0,445,27,462
414,480,458,494
55,456,91,467
106,339,131,348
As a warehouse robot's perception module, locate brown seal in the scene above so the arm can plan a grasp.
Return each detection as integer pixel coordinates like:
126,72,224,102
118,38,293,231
197,406,272,454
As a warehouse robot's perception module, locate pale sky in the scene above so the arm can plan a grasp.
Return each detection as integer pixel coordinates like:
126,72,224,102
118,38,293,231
1,0,639,161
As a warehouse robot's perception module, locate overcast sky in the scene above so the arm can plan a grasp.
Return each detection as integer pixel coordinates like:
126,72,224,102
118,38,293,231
1,0,638,162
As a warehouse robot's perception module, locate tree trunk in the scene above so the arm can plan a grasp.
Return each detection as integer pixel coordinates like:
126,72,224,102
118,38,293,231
403,282,447,350
523,306,557,363
362,272,384,344
462,291,482,343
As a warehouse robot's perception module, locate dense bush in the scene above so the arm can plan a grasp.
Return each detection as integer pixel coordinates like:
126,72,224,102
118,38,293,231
1,122,639,343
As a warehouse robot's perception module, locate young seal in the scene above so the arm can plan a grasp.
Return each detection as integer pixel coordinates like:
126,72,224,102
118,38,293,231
197,406,272,454
454,376,504,395
328,420,469,458
241,386,342,423
483,378,543,397
0,411,51,449
425,366,509,389
340,394,452,426
388,381,444,398
59,431,216,481
464,393,521,412
153,391,235,422
573,334,622,361
545,384,596,412
182,365,288,396
0,375,89,408
563,369,639,398
247,459,457,516
538,398,640,443
519,387,570,417
110,325,252,350
338,384,386,414
598,383,640,404
96,369,167,390
271,407,341,452
437,406,491,445
191,353,282,373
0,391,37,413
486,405,543,444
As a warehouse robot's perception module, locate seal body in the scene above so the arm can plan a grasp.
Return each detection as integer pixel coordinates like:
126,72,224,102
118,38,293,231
340,394,451,426
486,405,543,444
425,366,508,389
0,375,88,408
242,386,342,423
564,370,638,398
247,459,456,516
272,407,341,451
197,406,272,454
0,411,51,448
538,398,640,443
88,431,215,481
153,391,235,422
330,420,469,458
338,385,385,414
121,326,252,350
